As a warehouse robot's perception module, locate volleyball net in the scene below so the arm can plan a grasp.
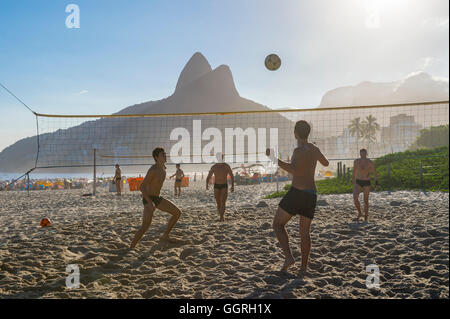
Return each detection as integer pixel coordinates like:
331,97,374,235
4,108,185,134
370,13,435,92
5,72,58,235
26,101,448,171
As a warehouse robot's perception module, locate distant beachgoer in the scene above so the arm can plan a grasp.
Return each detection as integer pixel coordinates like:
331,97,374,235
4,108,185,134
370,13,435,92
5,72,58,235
114,164,122,196
268,120,329,273
206,153,234,222
352,149,378,222
170,164,185,197
130,148,182,248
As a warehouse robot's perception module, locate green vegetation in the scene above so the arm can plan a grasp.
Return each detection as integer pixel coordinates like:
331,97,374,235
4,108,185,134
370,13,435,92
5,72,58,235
265,146,449,198
410,125,449,150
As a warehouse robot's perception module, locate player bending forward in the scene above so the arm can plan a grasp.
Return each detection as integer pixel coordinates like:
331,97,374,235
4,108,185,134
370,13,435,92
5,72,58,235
130,148,182,248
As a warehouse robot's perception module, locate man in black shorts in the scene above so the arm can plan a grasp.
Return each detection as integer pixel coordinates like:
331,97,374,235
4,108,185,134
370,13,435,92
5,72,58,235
267,120,329,272
114,164,122,196
170,164,185,197
352,149,378,222
130,148,182,248
206,153,234,222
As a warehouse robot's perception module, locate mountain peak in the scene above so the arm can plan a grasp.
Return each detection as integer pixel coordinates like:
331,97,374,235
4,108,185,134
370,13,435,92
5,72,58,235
320,72,448,107
175,52,212,92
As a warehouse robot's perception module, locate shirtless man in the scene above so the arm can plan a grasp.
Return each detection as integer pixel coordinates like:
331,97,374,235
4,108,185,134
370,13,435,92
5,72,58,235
130,148,182,248
268,120,329,273
114,164,122,196
352,148,378,223
170,164,185,197
206,153,234,222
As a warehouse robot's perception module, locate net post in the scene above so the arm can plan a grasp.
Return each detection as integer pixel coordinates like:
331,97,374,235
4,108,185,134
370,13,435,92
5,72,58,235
276,167,279,192
93,148,97,196
27,173,30,197
337,162,341,178
419,161,423,190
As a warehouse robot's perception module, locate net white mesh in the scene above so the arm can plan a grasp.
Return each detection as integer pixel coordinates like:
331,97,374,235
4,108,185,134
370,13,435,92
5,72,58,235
34,101,449,169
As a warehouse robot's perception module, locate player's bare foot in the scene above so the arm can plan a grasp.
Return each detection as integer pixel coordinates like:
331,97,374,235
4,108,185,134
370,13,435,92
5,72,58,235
356,212,362,223
281,256,295,271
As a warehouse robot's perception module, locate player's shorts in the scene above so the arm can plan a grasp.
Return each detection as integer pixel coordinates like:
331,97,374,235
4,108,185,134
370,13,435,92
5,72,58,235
279,187,317,220
143,196,163,208
356,179,371,188
214,183,228,190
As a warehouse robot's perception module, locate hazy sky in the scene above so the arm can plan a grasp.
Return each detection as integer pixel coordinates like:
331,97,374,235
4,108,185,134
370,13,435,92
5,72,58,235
0,0,448,152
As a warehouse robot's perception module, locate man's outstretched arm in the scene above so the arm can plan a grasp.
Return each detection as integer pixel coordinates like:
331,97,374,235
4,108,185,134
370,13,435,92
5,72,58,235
266,148,295,174
352,160,358,185
227,165,235,192
278,159,295,174
317,149,329,167
206,169,213,189
372,162,379,189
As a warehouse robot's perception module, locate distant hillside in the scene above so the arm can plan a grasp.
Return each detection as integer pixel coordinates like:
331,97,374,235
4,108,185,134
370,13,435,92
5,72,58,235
320,72,449,107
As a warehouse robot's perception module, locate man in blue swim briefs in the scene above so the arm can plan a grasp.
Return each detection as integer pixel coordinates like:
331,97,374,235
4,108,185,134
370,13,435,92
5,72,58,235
267,120,329,272
130,147,182,248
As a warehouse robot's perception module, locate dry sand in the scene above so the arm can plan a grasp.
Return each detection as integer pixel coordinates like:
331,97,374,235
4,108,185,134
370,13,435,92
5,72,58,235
0,180,448,299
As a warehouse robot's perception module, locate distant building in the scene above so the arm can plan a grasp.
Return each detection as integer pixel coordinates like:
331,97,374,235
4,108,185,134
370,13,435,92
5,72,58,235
336,128,358,158
381,114,421,153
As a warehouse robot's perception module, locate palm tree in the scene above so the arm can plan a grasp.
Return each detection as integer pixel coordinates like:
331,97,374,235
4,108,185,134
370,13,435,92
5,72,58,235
361,115,380,152
348,117,364,151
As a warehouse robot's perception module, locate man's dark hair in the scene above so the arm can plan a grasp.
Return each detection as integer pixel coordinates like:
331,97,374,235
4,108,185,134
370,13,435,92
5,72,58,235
176,164,180,168
152,147,165,160
294,120,311,139
360,148,367,154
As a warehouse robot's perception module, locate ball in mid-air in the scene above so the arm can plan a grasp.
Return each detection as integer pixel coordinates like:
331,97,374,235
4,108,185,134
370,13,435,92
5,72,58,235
40,217,51,227
265,54,281,71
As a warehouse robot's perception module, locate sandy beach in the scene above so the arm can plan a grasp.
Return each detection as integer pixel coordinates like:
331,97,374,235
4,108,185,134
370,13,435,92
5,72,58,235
0,180,448,299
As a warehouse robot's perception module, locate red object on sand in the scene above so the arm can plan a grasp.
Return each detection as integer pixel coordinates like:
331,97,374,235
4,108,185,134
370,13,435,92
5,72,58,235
40,217,51,227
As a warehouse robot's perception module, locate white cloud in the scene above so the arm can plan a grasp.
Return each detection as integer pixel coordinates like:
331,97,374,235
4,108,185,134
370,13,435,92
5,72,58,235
432,75,449,83
77,90,89,95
